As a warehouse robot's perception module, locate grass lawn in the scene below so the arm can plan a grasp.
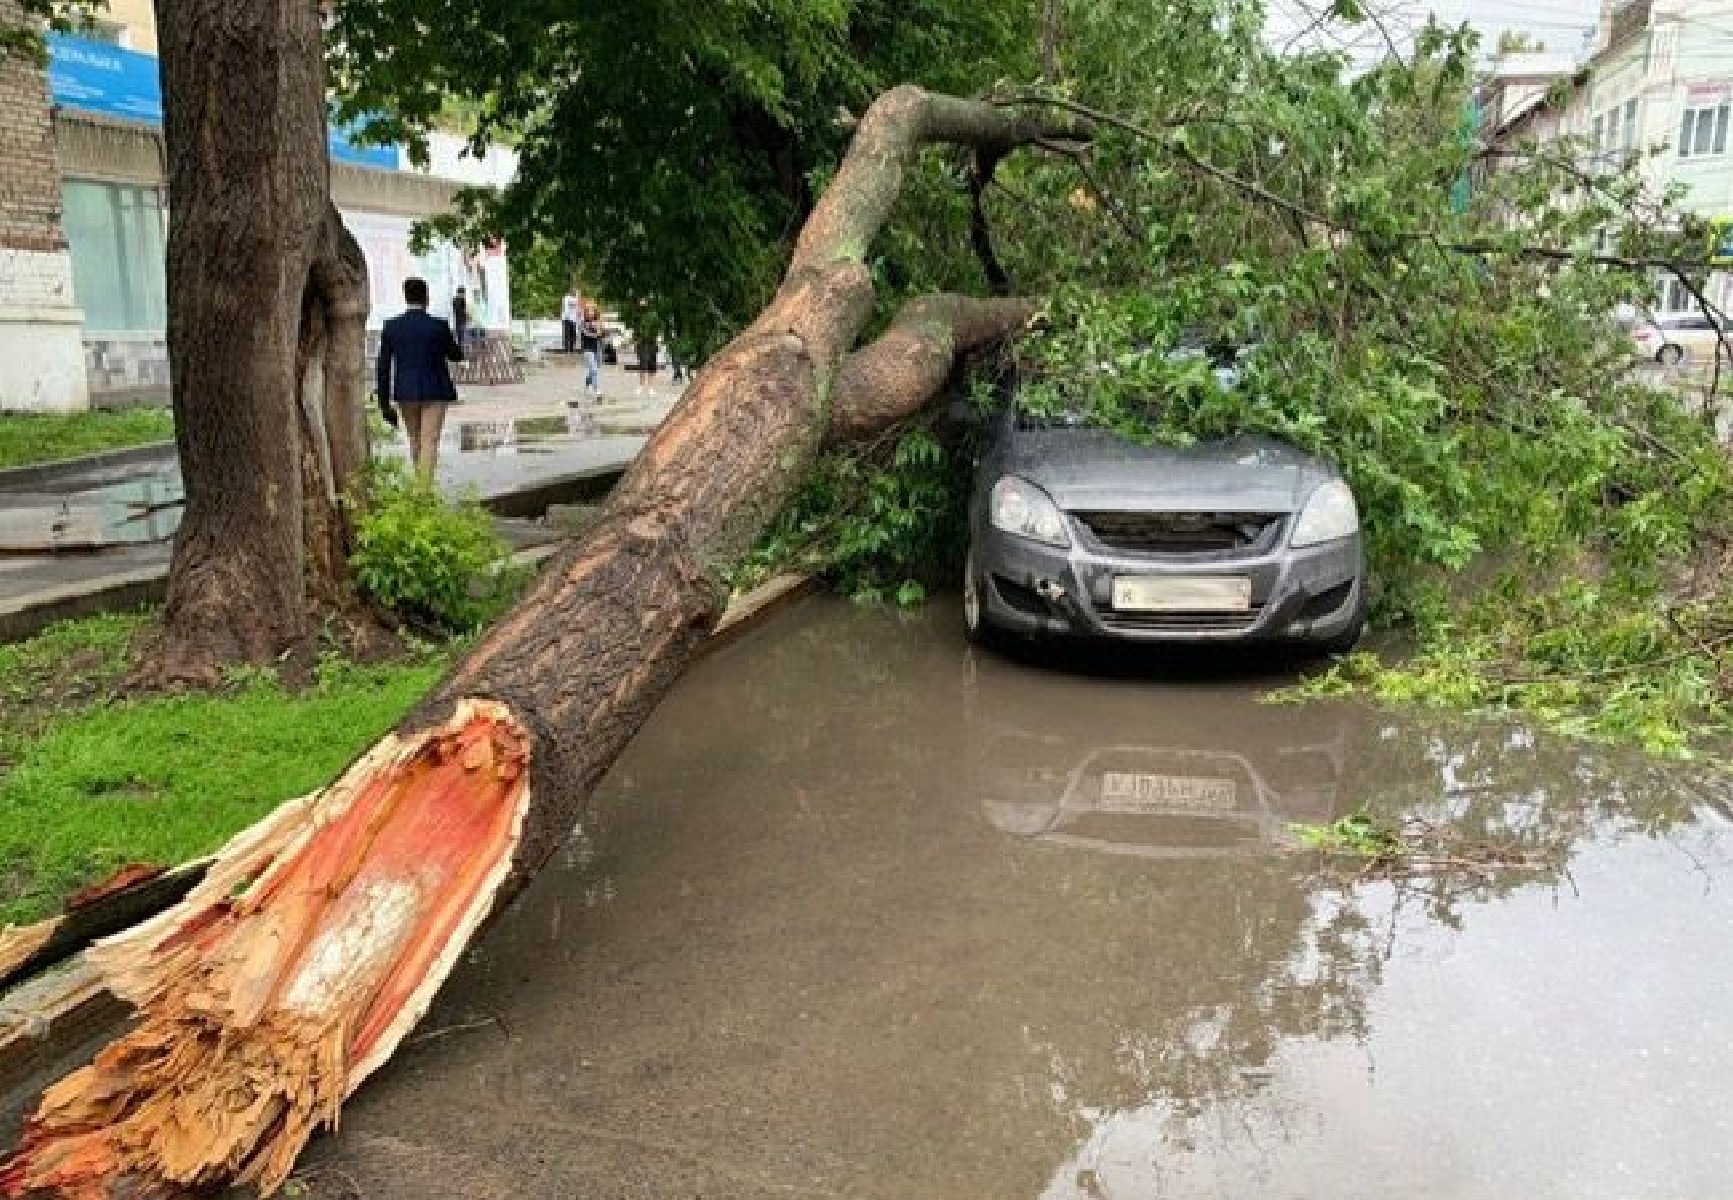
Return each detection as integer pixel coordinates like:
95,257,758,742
0,612,452,925
0,409,175,470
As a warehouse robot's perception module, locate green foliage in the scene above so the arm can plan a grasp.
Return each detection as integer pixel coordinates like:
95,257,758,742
1,0,105,62
330,0,1036,351
508,235,577,323
0,609,456,922
0,409,174,469
732,420,968,606
976,6,1733,753
1291,809,1406,858
0,611,146,770
349,462,519,633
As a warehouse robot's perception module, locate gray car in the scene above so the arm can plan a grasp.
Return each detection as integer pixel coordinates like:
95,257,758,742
963,387,1366,652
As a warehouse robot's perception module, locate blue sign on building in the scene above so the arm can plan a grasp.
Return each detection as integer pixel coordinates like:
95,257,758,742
46,33,163,126
46,33,398,171
329,119,400,171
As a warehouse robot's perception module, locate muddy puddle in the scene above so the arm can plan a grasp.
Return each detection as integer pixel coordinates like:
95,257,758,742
452,410,664,457
271,597,1733,1196
0,467,183,551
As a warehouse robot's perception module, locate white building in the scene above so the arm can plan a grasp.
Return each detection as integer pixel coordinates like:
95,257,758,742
1478,1,1733,314
1583,0,1733,308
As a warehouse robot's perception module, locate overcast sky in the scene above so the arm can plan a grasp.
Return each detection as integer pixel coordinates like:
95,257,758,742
1267,0,1605,65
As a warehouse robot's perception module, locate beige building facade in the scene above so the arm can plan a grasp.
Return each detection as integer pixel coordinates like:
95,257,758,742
1,2,513,411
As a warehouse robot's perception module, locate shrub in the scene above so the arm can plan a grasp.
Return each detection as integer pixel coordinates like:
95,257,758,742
350,462,517,633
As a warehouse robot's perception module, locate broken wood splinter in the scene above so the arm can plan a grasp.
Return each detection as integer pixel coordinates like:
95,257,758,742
1,700,531,1200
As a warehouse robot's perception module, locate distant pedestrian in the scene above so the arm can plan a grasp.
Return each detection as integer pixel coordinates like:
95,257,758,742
378,277,464,479
452,286,469,344
635,328,659,395
561,289,580,355
667,330,691,384
576,300,604,403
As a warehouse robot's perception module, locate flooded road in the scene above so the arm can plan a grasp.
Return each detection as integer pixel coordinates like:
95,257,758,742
295,596,1733,1199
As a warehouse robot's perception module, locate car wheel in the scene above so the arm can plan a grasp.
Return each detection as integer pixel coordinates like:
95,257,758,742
1658,344,1685,366
963,549,994,646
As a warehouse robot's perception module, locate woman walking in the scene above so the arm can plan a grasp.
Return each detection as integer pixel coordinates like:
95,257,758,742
576,300,604,403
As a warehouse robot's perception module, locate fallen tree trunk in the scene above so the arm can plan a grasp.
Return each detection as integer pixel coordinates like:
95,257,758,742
2,86,1081,1199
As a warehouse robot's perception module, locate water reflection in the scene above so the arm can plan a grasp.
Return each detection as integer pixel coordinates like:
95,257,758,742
447,410,664,457
949,645,1733,1198
0,471,185,550
967,660,1348,859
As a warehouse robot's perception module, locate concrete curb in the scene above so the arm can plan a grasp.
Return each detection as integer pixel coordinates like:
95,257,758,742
0,571,818,1093
0,565,170,645
0,441,175,493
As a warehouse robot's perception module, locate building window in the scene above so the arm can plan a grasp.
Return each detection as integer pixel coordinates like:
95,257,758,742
1660,276,1697,314
1606,105,1622,154
1622,98,1638,149
83,20,128,46
1591,113,1604,150
62,181,168,333
1680,104,1730,158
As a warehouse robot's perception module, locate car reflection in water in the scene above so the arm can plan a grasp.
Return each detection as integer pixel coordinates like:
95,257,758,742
966,649,1350,861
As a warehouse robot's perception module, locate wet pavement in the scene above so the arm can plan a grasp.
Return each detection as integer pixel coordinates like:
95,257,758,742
276,595,1733,1200
0,373,676,627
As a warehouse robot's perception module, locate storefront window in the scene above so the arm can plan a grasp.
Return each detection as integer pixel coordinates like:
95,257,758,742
62,180,168,333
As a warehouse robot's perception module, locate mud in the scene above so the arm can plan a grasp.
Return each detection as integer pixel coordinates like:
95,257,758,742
247,597,1732,1196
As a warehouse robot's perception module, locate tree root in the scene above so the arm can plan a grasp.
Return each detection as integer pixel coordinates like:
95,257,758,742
1,702,532,1200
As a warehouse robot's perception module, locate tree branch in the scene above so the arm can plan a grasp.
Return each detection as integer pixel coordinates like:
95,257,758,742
969,151,1013,295
830,295,1037,442
996,93,1733,370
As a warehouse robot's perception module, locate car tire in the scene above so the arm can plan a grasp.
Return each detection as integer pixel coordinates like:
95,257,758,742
963,549,996,647
1658,344,1685,366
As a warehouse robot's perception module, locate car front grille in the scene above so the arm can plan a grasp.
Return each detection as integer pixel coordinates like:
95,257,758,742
1100,608,1264,634
1073,511,1282,555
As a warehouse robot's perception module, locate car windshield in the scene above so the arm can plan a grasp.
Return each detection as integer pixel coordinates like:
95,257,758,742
1016,340,1255,430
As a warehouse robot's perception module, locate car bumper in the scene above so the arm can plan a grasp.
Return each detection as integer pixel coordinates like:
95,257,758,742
971,522,1364,644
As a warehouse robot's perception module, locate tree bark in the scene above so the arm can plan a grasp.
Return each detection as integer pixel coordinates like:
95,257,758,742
299,207,373,615
2,86,1083,1200
149,1,371,686
1040,0,1064,81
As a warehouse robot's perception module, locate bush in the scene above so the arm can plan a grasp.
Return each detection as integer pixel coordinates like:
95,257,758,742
350,462,518,633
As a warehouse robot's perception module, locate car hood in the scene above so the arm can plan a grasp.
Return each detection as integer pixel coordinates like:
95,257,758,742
1007,430,1329,513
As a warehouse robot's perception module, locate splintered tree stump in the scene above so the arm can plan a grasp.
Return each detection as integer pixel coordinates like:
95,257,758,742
2,85,1086,1198
2,705,530,1198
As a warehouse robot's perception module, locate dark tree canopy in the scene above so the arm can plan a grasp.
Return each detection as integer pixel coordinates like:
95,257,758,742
330,0,1037,347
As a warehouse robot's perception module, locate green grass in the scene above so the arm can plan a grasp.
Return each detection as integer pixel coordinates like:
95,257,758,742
0,613,451,925
0,409,174,470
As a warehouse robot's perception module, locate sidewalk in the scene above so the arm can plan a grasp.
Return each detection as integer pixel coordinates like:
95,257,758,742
0,360,679,640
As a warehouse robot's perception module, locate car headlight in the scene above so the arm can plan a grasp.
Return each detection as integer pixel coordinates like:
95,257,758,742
1290,480,1359,547
990,476,1071,547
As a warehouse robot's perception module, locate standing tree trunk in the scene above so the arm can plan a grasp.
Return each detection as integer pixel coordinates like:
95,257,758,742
151,1,372,686
2,87,1083,1200
1040,0,1064,81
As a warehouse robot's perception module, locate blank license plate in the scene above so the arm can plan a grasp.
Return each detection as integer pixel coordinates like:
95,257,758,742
1112,575,1251,613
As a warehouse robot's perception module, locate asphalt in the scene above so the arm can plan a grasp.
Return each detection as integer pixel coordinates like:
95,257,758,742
261,595,1733,1200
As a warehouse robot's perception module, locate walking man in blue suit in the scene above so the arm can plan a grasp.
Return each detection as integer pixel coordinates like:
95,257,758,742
376,277,463,479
